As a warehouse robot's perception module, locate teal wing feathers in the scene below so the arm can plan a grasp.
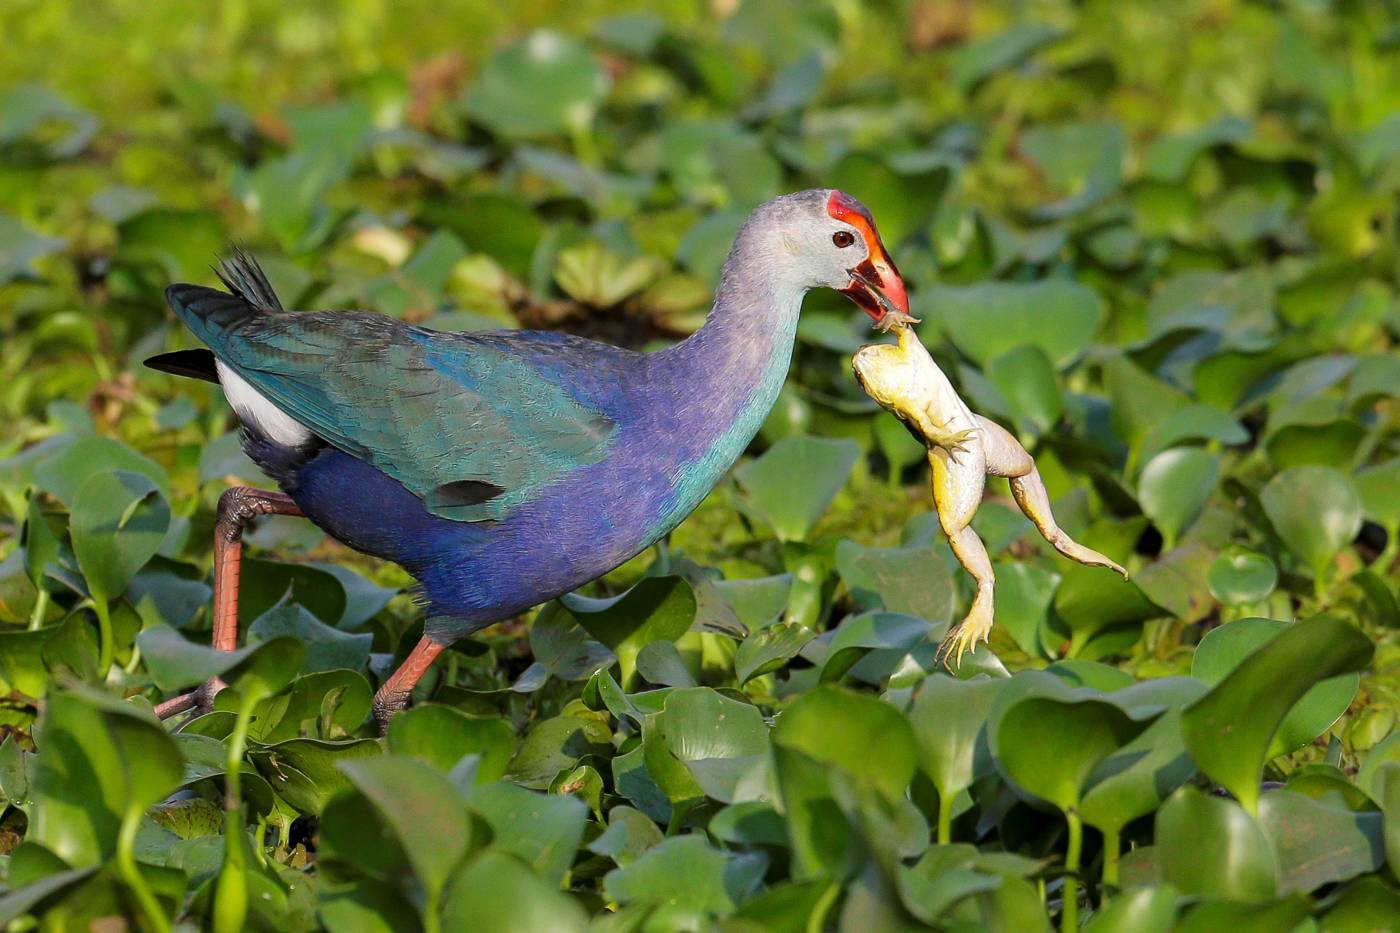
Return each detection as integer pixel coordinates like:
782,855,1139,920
165,281,617,522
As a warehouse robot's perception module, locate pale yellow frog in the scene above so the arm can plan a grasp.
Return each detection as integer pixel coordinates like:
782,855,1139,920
853,322,1128,666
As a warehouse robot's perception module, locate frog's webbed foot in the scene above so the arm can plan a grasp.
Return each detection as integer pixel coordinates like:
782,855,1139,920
873,309,921,333
936,599,994,670
929,425,978,456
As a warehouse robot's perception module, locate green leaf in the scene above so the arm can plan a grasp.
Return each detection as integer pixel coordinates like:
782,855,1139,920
1206,549,1278,606
908,675,1002,800
735,436,861,542
249,736,381,815
137,625,305,697
1182,615,1373,814
561,576,696,689
1192,617,1362,761
588,806,664,867
989,675,1158,812
247,603,371,673
923,280,1102,369
1082,885,1178,933
441,851,588,932
1257,790,1384,893
819,611,934,683
0,213,66,285
773,685,917,804
462,31,607,140
31,689,182,867
835,540,955,622
338,756,472,902
948,23,1062,90
985,345,1063,433
466,783,587,885
1137,448,1220,546
388,705,514,783
1259,466,1363,581
21,490,60,588
714,574,793,630
734,621,815,684
603,835,738,915
1155,786,1277,900
1080,678,1207,835
642,688,769,805
69,471,169,607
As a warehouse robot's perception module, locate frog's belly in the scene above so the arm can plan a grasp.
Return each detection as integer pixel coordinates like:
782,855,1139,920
929,442,986,531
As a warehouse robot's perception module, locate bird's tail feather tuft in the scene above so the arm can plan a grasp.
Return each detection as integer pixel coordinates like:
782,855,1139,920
213,246,284,312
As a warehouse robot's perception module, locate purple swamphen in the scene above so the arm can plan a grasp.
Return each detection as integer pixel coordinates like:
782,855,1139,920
147,189,910,728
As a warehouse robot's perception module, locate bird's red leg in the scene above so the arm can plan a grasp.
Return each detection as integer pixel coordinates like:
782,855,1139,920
157,486,302,720
373,636,447,732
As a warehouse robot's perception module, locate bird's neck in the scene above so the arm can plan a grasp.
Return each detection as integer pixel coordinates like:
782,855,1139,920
646,251,804,514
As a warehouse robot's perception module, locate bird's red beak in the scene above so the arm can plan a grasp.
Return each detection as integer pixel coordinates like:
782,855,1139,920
828,191,911,328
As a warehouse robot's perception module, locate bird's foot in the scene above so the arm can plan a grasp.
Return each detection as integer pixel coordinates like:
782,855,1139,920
372,683,411,735
154,677,224,722
937,604,994,671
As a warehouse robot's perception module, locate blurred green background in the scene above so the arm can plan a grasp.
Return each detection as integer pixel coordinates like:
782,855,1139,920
3,0,1400,929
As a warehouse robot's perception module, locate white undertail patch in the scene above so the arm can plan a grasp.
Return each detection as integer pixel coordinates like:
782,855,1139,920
216,360,314,447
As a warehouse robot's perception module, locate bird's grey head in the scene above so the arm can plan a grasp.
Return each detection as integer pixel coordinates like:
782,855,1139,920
726,189,910,326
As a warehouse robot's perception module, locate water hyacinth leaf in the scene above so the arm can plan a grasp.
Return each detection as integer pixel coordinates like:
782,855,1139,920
735,436,861,542
237,558,347,629
1259,466,1363,581
248,603,372,674
922,280,1102,369
561,575,696,689
1206,549,1278,606
466,783,587,885
990,687,1158,812
734,621,815,684
1082,885,1178,933
835,540,954,622
1183,615,1373,815
991,561,1058,656
338,756,472,902
1081,678,1208,835
1256,790,1384,893
251,736,381,815
948,23,1062,90
1191,618,1362,761
441,851,588,932
643,688,769,805
819,611,933,683
30,689,183,867
387,704,514,783
462,31,607,140
0,213,66,284
137,625,304,697
714,574,793,630
69,471,169,607
908,675,1001,801
252,669,373,743
22,491,60,588
1137,448,1220,546
985,345,1062,433
602,835,738,915
1354,458,1400,529
507,714,611,790
588,805,665,867
1155,787,1276,900
773,684,917,803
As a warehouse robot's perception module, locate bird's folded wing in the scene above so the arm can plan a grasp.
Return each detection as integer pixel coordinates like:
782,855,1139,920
168,285,616,522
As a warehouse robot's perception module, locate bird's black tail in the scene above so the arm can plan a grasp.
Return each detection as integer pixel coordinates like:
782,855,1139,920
145,247,283,382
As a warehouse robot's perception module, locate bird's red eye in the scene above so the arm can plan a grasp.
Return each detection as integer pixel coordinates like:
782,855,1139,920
833,230,856,248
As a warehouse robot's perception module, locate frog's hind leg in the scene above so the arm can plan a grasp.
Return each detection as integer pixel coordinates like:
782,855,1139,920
975,416,1129,580
939,525,996,668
